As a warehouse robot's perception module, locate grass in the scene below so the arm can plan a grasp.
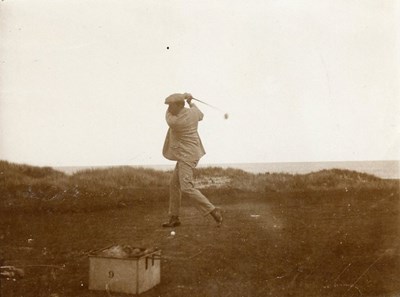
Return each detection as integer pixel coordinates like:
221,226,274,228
0,161,399,296
0,161,170,212
1,160,397,213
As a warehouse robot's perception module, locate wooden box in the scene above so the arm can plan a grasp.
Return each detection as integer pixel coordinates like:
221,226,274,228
88,246,161,295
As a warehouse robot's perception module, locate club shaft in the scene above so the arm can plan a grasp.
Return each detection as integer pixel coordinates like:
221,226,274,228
192,98,224,113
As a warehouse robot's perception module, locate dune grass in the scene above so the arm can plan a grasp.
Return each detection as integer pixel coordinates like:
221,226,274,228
195,166,395,192
0,160,398,213
1,160,399,296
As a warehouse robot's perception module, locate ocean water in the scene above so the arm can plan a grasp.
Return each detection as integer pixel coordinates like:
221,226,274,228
56,160,399,179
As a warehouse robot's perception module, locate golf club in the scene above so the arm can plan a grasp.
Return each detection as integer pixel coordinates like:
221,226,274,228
192,98,229,119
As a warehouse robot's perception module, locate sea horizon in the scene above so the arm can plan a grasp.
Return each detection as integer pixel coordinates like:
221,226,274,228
55,160,400,179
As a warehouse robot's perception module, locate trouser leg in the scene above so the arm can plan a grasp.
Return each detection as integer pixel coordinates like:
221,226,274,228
178,160,215,216
168,163,181,217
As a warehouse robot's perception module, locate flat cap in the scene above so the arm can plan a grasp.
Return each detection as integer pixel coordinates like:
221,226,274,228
164,93,191,104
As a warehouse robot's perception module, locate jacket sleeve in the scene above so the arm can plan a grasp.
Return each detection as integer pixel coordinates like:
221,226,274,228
165,110,180,128
189,103,204,121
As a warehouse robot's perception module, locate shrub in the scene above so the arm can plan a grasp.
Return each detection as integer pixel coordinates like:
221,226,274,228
1,160,398,213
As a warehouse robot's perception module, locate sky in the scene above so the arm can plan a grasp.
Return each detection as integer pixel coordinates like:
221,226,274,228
0,0,399,167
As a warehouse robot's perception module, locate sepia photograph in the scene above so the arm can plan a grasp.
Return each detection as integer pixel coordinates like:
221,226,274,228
0,1,399,296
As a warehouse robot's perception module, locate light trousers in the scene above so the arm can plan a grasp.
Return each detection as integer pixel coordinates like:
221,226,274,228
168,160,215,217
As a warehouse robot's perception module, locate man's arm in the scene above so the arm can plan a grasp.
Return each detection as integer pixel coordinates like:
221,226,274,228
185,93,204,121
165,110,180,128
188,102,204,121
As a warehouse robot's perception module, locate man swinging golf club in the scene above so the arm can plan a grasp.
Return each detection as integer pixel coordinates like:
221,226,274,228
162,92,223,227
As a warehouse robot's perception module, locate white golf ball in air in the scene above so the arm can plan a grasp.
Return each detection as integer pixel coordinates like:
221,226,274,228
171,231,176,236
